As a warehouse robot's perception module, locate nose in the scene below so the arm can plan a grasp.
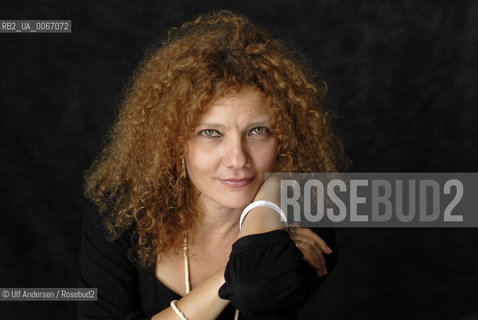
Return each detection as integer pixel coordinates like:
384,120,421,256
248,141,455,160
223,134,249,169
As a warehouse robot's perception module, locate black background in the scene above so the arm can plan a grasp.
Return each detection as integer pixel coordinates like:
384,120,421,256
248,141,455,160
1,0,477,319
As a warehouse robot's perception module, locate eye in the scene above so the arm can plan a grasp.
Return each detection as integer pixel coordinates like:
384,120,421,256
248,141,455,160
199,129,221,137
249,127,269,135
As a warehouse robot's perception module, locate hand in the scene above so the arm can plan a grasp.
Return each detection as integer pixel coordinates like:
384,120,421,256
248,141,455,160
238,175,285,238
255,177,333,277
287,224,333,277
253,173,281,204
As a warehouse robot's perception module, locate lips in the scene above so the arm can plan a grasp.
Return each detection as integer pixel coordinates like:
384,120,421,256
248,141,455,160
218,177,254,188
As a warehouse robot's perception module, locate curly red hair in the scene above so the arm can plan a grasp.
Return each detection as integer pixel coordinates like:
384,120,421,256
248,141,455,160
84,10,347,268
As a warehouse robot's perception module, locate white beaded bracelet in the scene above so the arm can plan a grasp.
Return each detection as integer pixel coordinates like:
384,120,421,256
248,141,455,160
239,200,287,231
170,300,188,320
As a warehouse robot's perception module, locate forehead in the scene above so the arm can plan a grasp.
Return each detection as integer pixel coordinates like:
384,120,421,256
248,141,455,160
198,86,271,123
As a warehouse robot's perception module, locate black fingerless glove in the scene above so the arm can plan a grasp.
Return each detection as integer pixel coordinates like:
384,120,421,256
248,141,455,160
218,230,319,319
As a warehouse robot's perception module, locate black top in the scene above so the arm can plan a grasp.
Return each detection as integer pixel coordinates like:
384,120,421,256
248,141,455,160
78,203,337,320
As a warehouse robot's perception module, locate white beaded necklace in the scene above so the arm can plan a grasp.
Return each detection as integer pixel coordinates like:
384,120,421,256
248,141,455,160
183,236,240,320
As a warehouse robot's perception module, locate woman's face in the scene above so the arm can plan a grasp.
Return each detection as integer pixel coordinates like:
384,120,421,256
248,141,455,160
185,86,278,211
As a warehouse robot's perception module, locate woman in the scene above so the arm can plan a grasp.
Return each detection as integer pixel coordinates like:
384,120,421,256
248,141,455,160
79,10,345,320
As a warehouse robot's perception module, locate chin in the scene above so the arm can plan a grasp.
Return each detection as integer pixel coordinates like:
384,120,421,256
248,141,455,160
219,193,256,210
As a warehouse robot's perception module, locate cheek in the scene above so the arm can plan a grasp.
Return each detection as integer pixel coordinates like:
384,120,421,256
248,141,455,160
185,146,218,178
264,153,278,171
252,141,278,171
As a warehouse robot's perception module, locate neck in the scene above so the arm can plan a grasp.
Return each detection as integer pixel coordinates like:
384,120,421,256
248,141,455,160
192,198,242,245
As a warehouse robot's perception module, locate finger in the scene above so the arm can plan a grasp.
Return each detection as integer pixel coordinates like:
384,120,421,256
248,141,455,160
294,235,324,264
287,227,297,236
294,235,328,275
294,237,323,269
289,228,329,275
295,228,333,254
297,228,332,253
287,222,300,236
295,240,324,277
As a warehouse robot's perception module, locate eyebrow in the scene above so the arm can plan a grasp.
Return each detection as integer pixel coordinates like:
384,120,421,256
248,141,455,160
197,119,271,129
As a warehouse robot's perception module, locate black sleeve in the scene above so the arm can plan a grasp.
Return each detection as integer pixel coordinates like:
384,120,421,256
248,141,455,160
78,202,151,320
218,230,320,320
